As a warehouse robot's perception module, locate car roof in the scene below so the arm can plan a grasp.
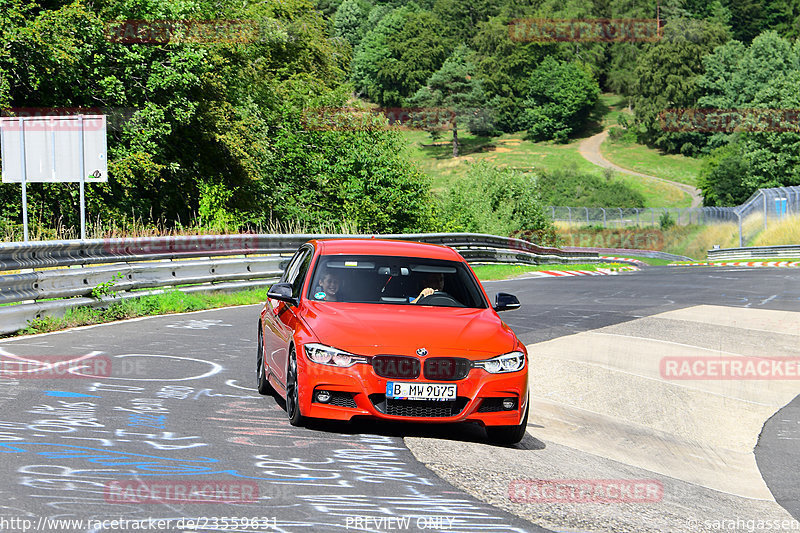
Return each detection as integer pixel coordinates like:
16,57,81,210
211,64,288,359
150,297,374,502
311,238,463,261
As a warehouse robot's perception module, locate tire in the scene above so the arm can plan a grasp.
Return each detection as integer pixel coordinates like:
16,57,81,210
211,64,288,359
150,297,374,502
256,326,272,396
486,396,529,445
285,346,305,427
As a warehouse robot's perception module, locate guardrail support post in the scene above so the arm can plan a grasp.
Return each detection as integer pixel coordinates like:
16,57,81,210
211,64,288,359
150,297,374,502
18,117,29,242
738,212,743,247
602,208,606,228
79,115,86,240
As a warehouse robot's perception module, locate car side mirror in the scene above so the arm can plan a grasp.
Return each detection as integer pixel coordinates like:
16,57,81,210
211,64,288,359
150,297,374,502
494,292,520,312
268,282,297,305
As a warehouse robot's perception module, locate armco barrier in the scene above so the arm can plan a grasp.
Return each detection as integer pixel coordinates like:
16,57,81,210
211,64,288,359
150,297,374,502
0,233,600,335
0,233,596,272
707,244,800,261
562,247,691,261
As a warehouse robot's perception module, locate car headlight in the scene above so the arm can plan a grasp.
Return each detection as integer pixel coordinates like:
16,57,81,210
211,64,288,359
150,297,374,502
473,351,526,373
304,343,369,368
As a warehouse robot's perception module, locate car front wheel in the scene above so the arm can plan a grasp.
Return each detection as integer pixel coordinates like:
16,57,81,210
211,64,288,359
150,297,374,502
285,347,305,426
486,396,528,445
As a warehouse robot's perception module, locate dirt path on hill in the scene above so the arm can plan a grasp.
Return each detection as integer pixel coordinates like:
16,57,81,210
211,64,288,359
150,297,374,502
579,130,703,208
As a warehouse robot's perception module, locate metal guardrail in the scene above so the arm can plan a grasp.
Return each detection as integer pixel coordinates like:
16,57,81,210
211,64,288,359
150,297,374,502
707,244,800,261
0,233,596,272
562,247,691,261
0,233,600,335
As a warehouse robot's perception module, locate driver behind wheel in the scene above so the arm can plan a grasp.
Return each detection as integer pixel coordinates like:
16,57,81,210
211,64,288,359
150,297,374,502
411,272,445,304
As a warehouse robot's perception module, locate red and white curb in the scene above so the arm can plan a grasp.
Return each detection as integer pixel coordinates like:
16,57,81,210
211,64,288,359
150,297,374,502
504,266,638,280
670,261,800,267
600,255,649,267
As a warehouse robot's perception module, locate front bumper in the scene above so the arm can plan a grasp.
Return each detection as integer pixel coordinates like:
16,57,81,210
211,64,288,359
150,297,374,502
296,354,529,426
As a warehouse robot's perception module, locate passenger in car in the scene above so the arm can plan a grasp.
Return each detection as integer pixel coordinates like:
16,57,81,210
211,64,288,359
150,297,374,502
316,271,342,301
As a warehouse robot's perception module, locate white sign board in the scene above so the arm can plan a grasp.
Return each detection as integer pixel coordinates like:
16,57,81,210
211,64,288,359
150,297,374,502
0,115,108,183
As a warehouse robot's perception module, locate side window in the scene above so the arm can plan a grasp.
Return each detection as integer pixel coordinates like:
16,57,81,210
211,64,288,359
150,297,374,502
281,250,306,284
291,250,313,299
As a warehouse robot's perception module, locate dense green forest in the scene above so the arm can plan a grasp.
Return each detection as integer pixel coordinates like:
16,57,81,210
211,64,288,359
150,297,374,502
1,0,799,240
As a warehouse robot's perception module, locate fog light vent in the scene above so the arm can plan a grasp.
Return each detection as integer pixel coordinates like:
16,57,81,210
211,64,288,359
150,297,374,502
315,390,331,403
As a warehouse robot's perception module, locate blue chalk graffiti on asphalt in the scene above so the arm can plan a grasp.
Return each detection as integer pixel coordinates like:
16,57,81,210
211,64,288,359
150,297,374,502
44,391,101,398
0,442,324,481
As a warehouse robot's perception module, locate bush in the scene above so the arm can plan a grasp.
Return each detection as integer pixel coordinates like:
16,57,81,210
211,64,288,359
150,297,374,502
659,211,675,230
537,166,646,208
438,161,554,242
522,57,600,143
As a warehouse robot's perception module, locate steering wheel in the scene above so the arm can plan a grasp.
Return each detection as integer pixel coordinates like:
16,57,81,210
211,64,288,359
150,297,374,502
416,291,464,307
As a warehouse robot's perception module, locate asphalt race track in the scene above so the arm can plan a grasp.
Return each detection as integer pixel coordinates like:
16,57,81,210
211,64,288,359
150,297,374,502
493,266,800,518
0,266,798,533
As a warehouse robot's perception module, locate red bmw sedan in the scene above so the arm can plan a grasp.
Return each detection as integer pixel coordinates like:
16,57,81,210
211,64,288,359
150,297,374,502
257,239,529,444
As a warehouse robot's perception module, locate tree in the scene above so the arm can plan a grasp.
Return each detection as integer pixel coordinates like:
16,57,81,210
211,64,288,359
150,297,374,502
410,45,487,157
333,0,367,47
629,17,730,154
725,0,768,43
696,31,800,201
697,142,753,206
0,0,437,236
471,14,557,133
521,56,600,142
351,6,452,107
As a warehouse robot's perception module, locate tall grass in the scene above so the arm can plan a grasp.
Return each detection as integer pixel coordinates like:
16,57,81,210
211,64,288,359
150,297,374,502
671,224,739,259
555,222,741,259
1,214,360,242
752,215,800,246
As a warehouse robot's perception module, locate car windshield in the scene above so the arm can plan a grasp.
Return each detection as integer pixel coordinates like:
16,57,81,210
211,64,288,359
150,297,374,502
306,255,488,308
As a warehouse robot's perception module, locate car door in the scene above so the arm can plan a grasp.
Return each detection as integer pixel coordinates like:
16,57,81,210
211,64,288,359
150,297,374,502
264,245,314,385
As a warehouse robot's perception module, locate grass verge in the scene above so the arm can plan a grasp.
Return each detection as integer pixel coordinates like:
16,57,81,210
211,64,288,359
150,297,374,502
471,263,628,280
13,288,268,337
672,258,800,265
401,129,691,208
597,255,674,266
401,130,602,191
601,138,702,187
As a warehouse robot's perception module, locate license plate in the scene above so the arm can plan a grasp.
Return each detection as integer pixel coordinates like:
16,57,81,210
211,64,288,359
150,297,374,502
386,382,456,401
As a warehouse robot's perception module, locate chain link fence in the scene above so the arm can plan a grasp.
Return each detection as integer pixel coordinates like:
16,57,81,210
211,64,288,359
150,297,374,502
548,186,800,246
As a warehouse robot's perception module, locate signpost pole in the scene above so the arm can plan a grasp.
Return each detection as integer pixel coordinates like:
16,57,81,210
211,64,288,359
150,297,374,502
18,117,29,242
79,115,86,240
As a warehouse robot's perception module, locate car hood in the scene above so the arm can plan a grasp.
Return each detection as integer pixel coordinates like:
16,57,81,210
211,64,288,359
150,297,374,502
301,301,518,358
